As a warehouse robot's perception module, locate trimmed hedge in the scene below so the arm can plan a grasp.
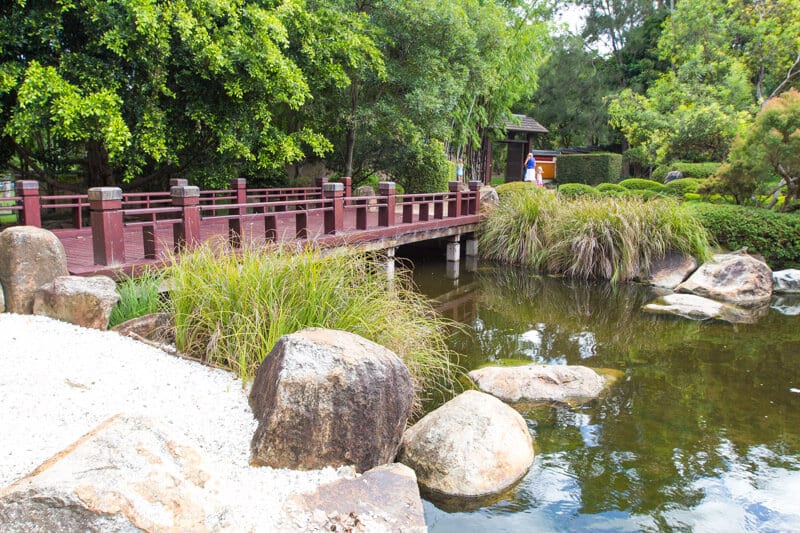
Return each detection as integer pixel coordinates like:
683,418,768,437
556,153,623,185
687,203,800,268
652,162,722,182
596,183,626,195
558,183,600,198
619,178,664,192
662,178,702,197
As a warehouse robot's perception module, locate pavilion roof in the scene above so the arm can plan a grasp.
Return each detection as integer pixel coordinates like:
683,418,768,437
504,114,549,134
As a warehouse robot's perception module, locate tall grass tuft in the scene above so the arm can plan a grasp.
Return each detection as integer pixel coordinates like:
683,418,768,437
481,190,712,283
108,269,164,328
165,241,459,406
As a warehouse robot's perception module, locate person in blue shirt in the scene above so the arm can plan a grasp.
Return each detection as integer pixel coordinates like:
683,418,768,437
524,153,536,182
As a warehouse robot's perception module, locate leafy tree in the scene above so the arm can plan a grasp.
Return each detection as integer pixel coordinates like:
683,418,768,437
710,89,800,211
0,0,335,190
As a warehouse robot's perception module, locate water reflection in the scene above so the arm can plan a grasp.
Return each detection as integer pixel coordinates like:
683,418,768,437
417,263,800,532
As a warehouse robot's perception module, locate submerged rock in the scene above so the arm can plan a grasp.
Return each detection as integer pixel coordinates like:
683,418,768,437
676,252,772,307
469,364,610,405
398,390,533,501
642,293,768,324
771,295,800,316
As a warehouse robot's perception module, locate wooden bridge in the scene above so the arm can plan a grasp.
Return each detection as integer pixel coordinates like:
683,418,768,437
4,177,483,278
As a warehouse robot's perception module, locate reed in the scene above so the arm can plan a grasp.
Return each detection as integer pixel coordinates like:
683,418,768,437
164,241,459,405
108,269,164,327
480,190,712,283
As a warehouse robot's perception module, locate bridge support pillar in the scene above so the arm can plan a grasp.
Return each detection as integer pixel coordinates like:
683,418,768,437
446,235,461,262
465,237,478,257
446,260,460,280
383,247,396,281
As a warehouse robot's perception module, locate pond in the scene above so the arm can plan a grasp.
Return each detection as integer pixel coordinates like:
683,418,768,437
407,253,800,532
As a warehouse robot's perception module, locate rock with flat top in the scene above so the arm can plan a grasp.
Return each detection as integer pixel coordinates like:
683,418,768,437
398,390,533,500
249,328,414,473
0,226,68,314
676,252,772,307
643,293,768,323
773,269,800,294
0,414,233,532
469,364,608,405
276,463,425,532
33,275,119,330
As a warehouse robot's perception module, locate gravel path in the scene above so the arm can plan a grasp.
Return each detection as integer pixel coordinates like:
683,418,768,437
0,313,347,527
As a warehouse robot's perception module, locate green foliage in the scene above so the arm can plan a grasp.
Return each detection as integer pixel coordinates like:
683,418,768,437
652,162,722,182
108,271,164,328
688,203,800,268
558,183,600,198
556,153,623,185
495,180,537,197
720,89,800,211
480,191,712,283
165,243,459,405
662,178,702,197
596,183,627,195
618,178,664,191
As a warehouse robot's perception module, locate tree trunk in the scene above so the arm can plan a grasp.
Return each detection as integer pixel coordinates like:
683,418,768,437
344,80,359,178
86,141,115,188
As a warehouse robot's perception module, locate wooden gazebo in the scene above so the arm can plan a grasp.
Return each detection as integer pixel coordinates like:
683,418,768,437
484,114,549,183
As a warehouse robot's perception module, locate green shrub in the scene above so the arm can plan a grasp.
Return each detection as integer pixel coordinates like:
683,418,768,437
596,183,626,194
652,162,723,182
558,183,600,198
687,203,800,268
621,189,658,201
495,180,537,198
662,178,702,197
618,178,664,192
166,243,459,406
480,194,712,283
556,153,623,185
109,270,164,328
684,193,702,202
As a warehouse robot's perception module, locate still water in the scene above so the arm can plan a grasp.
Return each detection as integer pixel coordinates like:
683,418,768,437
409,256,800,533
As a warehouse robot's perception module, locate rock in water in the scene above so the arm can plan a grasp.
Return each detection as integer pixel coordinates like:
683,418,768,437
773,269,800,294
676,252,772,307
398,390,534,500
469,364,608,404
249,328,414,473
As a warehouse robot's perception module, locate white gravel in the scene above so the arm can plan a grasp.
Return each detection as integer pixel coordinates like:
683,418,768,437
0,313,349,527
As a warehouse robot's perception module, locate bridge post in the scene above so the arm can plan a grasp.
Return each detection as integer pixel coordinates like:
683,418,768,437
323,182,344,234
228,178,247,247
171,185,201,251
15,180,41,227
469,180,482,214
446,235,461,262
341,177,352,205
378,182,395,227
88,187,124,265
448,181,462,218
384,246,396,281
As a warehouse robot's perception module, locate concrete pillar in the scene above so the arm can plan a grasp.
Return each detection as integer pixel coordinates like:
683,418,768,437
465,255,478,273
446,235,461,262
465,238,478,257
446,260,460,280
384,247,396,280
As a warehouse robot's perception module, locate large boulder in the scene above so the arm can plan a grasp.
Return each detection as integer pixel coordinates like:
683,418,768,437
0,226,68,314
249,328,414,473
469,364,609,405
676,252,773,307
773,269,800,294
480,186,500,210
276,463,426,532
639,252,698,289
642,293,768,324
33,275,119,330
112,312,175,344
0,414,233,532
0,280,4,312
398,390,534,500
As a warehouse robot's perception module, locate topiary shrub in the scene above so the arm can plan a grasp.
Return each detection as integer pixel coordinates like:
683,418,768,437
652,162,723,182
596,183,626,195
619,178,664,192
621,189,658,201
662,178,702,197
558,183,600,198
556,153,623,185
687,203,800,268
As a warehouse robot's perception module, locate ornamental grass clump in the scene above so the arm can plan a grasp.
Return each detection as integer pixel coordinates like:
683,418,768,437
480,189,712,283
109,269,164,328
165,241,458,403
